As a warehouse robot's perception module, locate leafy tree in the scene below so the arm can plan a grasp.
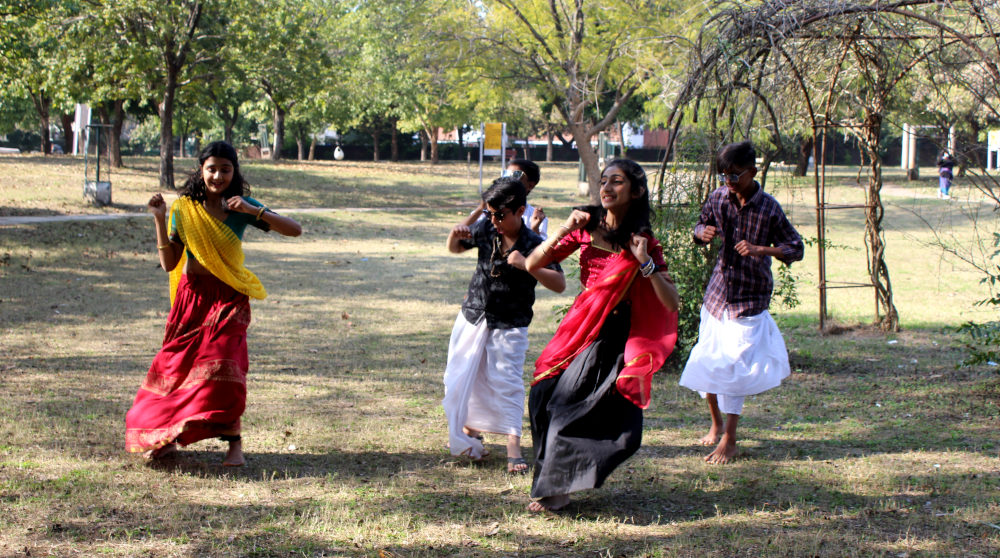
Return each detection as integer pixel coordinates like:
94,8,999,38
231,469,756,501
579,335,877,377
0,0,78,154
390,0,479,164
99,0,222,188
472,0,674,201
231,0,334,160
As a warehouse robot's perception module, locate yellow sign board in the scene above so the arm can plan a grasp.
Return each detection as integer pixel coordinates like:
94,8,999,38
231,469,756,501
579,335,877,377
484,122,503,155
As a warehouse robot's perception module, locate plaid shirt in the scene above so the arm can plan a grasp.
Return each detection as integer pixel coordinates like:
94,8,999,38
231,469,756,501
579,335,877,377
694,183,803,319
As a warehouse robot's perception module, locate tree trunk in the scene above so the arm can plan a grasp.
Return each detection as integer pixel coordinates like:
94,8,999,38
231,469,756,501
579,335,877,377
296,134,305,161
962,116,981,173
569,121,600,202
60,113,73,154
224,104,238,146
271,106,285,160
390,123,399,162
109,100,124,168
372,131,380,161
429,126,439,164
153,0,202,189
308,136,316,161
617,120,627,158
30,92,52,155
97,105,111,156
419,130,428,161
178,122,186,158
794,135,813,177
546,124,554,162
159,70,177,189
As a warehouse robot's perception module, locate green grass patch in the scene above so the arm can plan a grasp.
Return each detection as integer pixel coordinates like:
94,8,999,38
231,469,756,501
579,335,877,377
0,156,998,556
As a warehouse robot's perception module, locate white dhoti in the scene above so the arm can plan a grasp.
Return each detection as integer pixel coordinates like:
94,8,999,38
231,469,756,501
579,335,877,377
679,306,791,415
441,313,529,459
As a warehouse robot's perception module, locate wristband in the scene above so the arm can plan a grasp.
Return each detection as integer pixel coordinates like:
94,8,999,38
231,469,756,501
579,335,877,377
256,206,267,220
157,243,171,250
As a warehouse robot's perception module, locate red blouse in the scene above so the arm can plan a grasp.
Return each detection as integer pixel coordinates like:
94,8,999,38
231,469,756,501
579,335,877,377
548,228,668,288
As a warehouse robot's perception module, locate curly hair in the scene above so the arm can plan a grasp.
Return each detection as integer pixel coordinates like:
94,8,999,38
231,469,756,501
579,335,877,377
178,141,250,202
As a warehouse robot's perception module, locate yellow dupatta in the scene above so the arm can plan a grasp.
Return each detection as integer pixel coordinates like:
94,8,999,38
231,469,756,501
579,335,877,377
168,197,267,306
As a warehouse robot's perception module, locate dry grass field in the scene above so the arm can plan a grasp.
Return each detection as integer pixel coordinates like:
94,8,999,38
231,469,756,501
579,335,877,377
1,154,998,557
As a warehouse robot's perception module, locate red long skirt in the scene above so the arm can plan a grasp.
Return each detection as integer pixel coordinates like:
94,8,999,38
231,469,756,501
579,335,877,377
125,274,250,453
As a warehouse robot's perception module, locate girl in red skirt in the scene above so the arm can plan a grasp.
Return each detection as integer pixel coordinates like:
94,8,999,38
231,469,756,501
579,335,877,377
126,141,301,466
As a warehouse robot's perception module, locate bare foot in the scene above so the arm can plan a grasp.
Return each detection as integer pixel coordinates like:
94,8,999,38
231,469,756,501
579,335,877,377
527,494,570,512
223,439,245,467
704,434,737,464
143,442,177,461
463,427,481,438
699,425,722,446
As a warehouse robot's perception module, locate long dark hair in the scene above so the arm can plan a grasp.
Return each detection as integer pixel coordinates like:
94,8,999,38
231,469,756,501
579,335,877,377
577,159,652,250
178,141,250,202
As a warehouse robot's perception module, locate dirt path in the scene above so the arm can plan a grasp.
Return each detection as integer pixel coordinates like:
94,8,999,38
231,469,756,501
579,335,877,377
0,207,433,226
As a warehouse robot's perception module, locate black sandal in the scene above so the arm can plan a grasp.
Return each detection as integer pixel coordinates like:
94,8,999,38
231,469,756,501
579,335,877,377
507,456,529,474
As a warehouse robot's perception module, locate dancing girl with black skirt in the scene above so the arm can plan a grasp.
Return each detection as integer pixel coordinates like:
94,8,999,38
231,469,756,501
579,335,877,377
523,159,679,512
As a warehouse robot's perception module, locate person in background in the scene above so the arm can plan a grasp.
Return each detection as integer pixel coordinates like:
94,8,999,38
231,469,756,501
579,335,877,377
937,152,955,200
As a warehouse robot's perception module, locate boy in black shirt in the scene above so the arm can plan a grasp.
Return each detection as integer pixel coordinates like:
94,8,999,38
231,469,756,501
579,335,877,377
443,177,565,473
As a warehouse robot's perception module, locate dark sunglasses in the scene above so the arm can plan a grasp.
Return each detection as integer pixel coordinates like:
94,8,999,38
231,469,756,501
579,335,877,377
482,208,510,221
717,168,752,184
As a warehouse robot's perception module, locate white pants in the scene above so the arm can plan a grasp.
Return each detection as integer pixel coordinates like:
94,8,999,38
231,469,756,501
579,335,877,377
441,313,529,458
679,306,791,415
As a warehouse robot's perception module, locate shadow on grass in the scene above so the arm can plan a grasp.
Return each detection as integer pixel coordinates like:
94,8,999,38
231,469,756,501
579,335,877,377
0,206,65,217
5,199,1000,556
22,454,998,556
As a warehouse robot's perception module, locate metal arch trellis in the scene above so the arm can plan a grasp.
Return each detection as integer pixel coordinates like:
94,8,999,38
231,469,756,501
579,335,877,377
653,0,1000,332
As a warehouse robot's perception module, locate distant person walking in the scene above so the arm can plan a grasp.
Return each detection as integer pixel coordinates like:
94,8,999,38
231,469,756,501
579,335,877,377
679,141,804,465
523,159,679,512
125,141,301,466
937,152,955,200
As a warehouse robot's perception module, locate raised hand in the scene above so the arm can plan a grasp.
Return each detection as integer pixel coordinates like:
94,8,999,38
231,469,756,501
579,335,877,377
629,233,649,263
530,207,545,230
451,224,472,239
148,193,168,220
562,209,591,232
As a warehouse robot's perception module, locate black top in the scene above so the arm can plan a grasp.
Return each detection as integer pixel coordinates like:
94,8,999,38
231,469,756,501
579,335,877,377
459,219,561,329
